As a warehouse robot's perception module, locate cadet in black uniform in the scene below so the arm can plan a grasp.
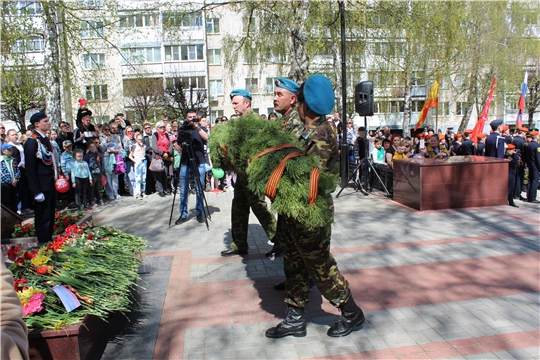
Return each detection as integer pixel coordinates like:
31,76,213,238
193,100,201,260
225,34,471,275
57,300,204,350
505,144,519,207
24,112,58,243
524,130,540,203
460,130,475,155
485,120,506,158
512,127,527,200
476,133,487,156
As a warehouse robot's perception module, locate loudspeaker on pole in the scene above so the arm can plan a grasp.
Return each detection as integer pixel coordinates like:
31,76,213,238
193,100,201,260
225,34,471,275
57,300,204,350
355,81,374,116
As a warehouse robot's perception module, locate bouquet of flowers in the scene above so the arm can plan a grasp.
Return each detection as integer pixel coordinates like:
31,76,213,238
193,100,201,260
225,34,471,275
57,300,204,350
12,211,85,238
7,221,146,330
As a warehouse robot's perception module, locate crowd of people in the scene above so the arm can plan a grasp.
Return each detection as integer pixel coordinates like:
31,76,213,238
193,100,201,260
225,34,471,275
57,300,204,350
340,119,540,205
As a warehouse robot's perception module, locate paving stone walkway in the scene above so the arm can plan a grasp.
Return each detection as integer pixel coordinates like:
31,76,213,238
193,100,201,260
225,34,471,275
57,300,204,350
91,186,540,360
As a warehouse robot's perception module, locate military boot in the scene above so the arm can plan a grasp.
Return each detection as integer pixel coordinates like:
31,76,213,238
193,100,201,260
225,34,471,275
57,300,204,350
327,296,365,337
265,305,306,338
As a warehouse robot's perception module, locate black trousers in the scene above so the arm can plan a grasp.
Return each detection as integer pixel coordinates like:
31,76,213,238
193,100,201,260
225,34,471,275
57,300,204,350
514,166,525,198
75,177,89,206
1,183,17,212
34,190,56,243
527,166,539,202
508,170,516,204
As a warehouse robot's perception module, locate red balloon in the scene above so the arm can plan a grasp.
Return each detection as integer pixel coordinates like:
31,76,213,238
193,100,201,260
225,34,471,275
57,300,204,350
55,177,70,193
101,175,107,187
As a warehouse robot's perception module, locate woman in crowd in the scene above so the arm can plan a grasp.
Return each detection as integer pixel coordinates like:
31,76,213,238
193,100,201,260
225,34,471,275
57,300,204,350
123,125,135,196
151,120,173,197
103,124,123,200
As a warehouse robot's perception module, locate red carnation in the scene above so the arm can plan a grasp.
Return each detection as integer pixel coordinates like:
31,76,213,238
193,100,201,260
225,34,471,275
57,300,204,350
7,246,20,261
14,258,25,265
86,234,93,240
36,266,51,275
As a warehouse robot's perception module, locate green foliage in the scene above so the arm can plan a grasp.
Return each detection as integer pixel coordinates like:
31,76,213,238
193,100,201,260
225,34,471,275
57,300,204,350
209,114,337,229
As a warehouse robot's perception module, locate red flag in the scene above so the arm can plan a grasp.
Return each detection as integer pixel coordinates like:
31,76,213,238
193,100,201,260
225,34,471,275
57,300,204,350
471,77,497,144
414,80,439,131
516,72,528,128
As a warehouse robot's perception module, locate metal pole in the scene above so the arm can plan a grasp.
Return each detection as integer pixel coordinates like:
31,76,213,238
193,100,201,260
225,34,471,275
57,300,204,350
339,1,349,188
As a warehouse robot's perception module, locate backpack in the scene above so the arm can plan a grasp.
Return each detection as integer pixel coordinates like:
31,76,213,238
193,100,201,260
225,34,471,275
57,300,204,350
114,153,126,174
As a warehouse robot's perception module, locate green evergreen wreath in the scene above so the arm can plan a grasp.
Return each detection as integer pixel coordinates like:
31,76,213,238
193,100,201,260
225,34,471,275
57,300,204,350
209,114,338,229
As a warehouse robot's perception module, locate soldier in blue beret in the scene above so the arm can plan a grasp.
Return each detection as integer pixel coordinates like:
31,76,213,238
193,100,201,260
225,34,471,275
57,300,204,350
266,75,365,339
266,77,305,270
221,89,277,256
229,89,254,117
485,119,506,158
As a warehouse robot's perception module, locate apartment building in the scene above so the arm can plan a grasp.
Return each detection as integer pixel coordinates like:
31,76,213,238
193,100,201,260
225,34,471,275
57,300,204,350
2,0,538,131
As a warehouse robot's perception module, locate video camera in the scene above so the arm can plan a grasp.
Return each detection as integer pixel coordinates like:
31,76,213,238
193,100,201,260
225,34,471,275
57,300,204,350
178,117,200,144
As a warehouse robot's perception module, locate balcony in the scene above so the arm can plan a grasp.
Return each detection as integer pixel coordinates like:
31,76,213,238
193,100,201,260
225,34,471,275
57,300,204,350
121,63,163,77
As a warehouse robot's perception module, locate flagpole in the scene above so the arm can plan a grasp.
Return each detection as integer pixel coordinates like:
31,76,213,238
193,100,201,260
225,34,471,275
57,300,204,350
436,105,438,132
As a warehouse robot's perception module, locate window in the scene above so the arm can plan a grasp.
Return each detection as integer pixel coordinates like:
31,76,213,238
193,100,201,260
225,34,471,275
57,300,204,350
243,44,257,64
266,77,277,93
166,76,205,89
456,102,466,115
411,100,425,112
373,42,389,56
267,107,275,116
206,18,220,33
389,101,404,113
242,16,256,33
83,53,105,70
245,78,258,94
13,36,44,52
162,11,202,28
78,0,103,7
209,80,223,97
439,102,450,116
85,85,108,101
267,50,286,64
119,14,157,28
210,110,223,122
207,49,221,65
81,21,104,38
123,47,161,63
164,45,203,61
12,1,42,15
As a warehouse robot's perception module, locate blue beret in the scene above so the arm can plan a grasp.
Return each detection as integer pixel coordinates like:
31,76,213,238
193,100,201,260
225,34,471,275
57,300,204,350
30,111,47,124
275,78,300,94
230,89,252,100
1,143,13,151
303,74,335,116
490,119,503,127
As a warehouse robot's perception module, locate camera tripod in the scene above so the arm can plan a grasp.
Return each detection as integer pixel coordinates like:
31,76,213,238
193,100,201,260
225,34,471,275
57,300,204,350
336,157,390,198
168,141,211,230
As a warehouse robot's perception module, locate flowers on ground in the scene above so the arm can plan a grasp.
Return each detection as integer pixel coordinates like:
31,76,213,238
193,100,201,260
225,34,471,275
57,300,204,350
18,287,47,316
7,220,146,330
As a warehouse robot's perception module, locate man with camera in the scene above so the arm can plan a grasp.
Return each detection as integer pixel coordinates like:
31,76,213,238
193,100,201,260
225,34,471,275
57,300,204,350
174,109,209,225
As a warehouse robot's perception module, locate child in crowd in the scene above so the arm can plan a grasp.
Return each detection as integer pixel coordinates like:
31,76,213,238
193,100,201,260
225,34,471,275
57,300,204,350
369,139,387,166
84,142,104,206
0,143,20,212
128,133,147,200
392,141,408,169
71,148,93,210
60,140,76,208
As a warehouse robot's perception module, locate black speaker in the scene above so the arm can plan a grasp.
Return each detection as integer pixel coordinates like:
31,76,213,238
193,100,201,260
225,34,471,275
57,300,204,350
355,81,374,116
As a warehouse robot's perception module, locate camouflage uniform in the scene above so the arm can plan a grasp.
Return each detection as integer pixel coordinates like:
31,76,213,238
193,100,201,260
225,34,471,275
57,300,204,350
280,107,305,139
281,116,351,308
229,111,277,252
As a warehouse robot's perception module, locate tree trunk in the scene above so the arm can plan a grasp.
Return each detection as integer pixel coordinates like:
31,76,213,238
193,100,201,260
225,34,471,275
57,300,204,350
42,2,64,129
287,2,310,83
